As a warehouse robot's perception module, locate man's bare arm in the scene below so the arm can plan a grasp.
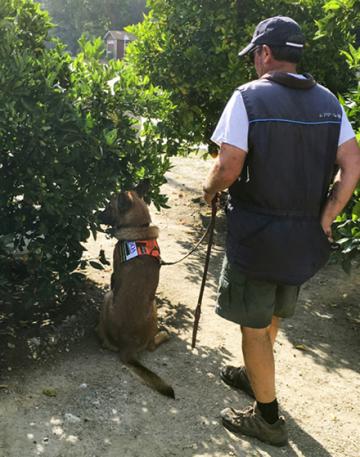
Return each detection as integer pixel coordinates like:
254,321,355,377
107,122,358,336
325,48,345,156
203,143,247,204
321,137,360,238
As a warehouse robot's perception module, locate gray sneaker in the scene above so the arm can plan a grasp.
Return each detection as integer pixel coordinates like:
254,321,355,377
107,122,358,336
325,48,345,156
221,403,288,447
220,365,255,398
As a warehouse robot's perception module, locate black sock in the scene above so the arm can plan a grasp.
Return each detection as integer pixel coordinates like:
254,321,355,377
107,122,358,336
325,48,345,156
257,399,279,424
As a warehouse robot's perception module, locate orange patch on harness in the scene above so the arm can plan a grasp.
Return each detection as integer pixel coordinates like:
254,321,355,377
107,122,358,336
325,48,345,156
119,239,161,263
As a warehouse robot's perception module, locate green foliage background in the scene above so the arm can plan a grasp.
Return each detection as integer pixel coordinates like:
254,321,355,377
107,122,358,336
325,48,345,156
127,0,357,150
40,0,147,54
0,0,173,309
317,0,360,268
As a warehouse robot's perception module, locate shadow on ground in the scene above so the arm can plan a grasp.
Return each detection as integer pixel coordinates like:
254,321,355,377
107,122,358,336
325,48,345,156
0,279,104,382
281,265,360,375
172,203,227,295
64,318,337,457
0,280,349,457
136,336,335,457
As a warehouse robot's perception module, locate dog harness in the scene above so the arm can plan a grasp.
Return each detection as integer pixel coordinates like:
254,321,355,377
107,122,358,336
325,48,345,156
118,239,160,263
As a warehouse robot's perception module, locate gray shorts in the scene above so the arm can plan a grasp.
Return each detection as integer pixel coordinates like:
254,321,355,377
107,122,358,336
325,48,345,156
216,255,300,328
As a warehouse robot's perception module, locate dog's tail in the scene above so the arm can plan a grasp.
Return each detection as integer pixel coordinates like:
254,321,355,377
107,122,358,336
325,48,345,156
125,358,175,399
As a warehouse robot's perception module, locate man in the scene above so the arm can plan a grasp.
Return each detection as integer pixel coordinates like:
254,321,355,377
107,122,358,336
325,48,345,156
203,16,360,446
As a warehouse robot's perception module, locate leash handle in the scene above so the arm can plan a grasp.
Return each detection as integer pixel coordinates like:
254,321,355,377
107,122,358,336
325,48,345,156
192,197,217,349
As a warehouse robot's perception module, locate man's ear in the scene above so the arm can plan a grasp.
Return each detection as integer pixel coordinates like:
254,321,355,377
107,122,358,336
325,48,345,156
117,192,133,212
135,179,151,199
263,44,273,62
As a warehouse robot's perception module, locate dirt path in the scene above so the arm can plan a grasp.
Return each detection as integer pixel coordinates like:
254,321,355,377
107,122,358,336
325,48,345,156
1,156,360,457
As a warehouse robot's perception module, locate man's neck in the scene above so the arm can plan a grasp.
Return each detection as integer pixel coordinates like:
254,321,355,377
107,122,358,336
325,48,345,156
263,62,298,75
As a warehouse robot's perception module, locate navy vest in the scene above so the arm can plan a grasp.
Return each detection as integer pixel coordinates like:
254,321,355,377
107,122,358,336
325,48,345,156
226,72,341,285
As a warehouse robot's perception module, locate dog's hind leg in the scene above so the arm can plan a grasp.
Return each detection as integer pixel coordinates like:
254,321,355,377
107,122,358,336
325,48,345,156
98,291,120,352
100,336,120,352
147,301,170,351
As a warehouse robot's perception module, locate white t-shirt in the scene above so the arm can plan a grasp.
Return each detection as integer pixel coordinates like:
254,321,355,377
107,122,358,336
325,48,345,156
211,76,355,152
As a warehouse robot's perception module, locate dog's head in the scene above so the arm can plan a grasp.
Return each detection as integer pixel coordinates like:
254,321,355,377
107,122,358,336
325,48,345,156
98,180,152,228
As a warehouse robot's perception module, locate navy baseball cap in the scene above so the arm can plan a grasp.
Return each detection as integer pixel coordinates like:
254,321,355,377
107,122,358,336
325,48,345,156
239,16,305,57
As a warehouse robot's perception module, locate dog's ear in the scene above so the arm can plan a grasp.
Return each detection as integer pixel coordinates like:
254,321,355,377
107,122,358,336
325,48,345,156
117,192,133,213
135,179,151,199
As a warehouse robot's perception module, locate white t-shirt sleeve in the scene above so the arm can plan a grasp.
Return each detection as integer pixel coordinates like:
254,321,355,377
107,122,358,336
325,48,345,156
339,105,355,146
211,90,249,152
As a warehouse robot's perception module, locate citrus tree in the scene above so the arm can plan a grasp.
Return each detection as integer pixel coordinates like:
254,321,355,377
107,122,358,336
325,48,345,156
0,0,174,309
127,0,356,152
317,0,360,269
334,49,360,270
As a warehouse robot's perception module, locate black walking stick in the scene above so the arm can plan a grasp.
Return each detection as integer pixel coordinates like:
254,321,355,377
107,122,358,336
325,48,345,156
192,197,217,349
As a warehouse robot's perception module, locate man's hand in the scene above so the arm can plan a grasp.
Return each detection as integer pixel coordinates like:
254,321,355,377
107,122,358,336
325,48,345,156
320,137,360,242
320,215,333,242
203,188,217,205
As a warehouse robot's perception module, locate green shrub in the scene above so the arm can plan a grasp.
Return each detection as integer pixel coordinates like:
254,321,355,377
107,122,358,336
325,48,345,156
0,0,174,309
127,0,356,152
315,0,360,269
332,46,360,270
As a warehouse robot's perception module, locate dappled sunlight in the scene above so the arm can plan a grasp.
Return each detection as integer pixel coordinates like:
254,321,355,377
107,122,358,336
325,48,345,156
35,443,45,455
280,264,360,374
65,435,79,443
111,408,122,424
52,425,64,436
1,304,350,457
21,415,81,456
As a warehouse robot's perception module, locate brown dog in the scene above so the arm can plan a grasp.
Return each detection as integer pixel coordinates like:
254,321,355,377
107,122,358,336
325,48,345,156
97,181,174,398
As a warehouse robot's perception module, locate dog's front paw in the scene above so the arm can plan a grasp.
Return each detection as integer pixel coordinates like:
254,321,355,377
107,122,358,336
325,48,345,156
154,330,171,347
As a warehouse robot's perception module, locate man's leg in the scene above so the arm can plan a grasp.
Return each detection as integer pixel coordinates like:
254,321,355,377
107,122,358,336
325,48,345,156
268,315,280,347
239,317,286,429
241,325,276,404
219,315,281,397
220,318,287,446
221,320,287,445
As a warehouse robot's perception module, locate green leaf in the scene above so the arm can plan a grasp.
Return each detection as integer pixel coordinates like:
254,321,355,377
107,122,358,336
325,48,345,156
89,261,104,270
99,249,110,265
294,344,309,352
323,0,342,11
104,128,118,146
85,112,94,131
352,202,360,219
70,272,86,281
42,388,57,397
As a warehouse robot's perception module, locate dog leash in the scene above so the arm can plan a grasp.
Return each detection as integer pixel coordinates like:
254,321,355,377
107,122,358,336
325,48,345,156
192,198,217,349
160,203,216,267
160,198,217,348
